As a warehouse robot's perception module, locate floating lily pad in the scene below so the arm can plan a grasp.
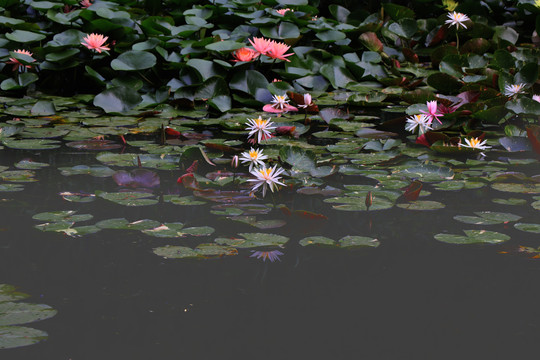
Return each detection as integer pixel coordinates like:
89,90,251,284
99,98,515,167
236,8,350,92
66,140,123,150
0,285,29,303
0,184,24,192
2,139,61,150
59,165,115,178
0,326,48,349
0,302,57,326
96,191,158,206
491,183,540,194
153,244,237,259
434,230,510,244
492,198,528,205
32,211,92,223
453,211,522,225
514,223,540,234
339,236,380,248
397,200,445,210
95,218,160,230
396,164,454,181
14,160,49,170
163,195,206,206
0,170,36,182
299,236,336,247
228,216,286,229
143,223,214,237
215,233,289,248
325,196,394,211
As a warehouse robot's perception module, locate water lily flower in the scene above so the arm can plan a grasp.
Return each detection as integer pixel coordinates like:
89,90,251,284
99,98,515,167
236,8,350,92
81,33,110,53
445,11,470,29
533,95,540,103
250,250,284,262
461,137,491,150
265,40,293,61
504,83,526,97
249,37,272,55
276,8,293,15
420,100,444,124
231,47,259,62
6,49,35,72
263,94,298,113
80,0,92,8
405,114,432,135
298,93,313,109
239,148,269,171
246,116,276,143
248,165,286,197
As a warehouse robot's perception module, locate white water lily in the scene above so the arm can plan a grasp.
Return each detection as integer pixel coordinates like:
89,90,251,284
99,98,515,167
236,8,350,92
405,114,432,135
445,11,470,29
461,137,491,150
504,83,526,97
248,165,285,197
239,148,268,171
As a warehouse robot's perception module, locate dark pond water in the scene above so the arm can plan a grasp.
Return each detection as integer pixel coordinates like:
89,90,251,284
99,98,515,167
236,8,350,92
1,144,540,360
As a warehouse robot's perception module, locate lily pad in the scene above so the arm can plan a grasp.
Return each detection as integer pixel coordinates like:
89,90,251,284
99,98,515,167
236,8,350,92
339,236,380,248
0,302,57,326
0,326,48,349
492,198,528,206
396,200,445,210
514,223,540,234
153,244,237,259
453,211,522,225
0,285,29,303
32,211,93,223
96,191,158,206
59,165,115,178
434,230,510,244
215,232,289,248
299,236,336,247
1,139,61,150
491,183,540,194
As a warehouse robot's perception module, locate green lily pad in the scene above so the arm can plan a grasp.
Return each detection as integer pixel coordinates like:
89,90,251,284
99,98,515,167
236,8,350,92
0,326,48,349
95,218,161,230
59,165,115,177
0,184,24,192
491,183,540,194
96,191,158,206
492,198,528,205
396,164,454,182
14,160,49,170
163,195,206,206
339,236,380,248
2,139,61,150
325,196,394,211
453,211,522,225
299,236,336,247
514,223,540,234
0,170,36,182
215,232,289,248
434,230,510,244
397,200,445,210
0,302,57,326
153,244,237,259
32,211,93,223
0,285,29,303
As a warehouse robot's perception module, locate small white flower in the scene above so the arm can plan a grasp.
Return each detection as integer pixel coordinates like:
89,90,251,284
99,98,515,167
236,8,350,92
239,148,268,171
405,114,432,135
245,116,275,143
504,83,526,97
270,94,290,110
247,165,285,197
445,11,470,29
533,94,540,103
461,137,491,150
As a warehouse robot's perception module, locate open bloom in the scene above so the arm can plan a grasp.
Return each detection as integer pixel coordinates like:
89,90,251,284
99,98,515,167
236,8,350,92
420,100,444,124
81,33,110,53
263,94,298,113
246,116,276,143
266,40,293,61
533,95,540,103
248,165,286,197
249,37,272,55
445,11,470,29
405,114,432,135
6,49,35,72
504,83,526,97
276,8,293,15
462,137,491,150
250,250,284,262
231,47,259,62
239,148,269,171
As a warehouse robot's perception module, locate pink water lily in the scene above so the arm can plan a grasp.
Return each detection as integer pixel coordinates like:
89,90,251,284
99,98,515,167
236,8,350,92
249,37,272,55
80,0,92,8
420,100,444,124
81,33,110,53
231,47,259,62
6,49,35,72
265,40,293,61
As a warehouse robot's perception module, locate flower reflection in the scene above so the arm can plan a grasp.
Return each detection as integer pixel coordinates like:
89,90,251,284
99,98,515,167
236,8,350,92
250,250,284,262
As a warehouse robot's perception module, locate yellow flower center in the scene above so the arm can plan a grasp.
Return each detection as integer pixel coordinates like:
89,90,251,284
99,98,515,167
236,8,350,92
249,150,259,159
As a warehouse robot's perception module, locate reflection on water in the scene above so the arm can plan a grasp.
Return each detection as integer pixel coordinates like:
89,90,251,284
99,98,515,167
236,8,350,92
1,147,540,359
